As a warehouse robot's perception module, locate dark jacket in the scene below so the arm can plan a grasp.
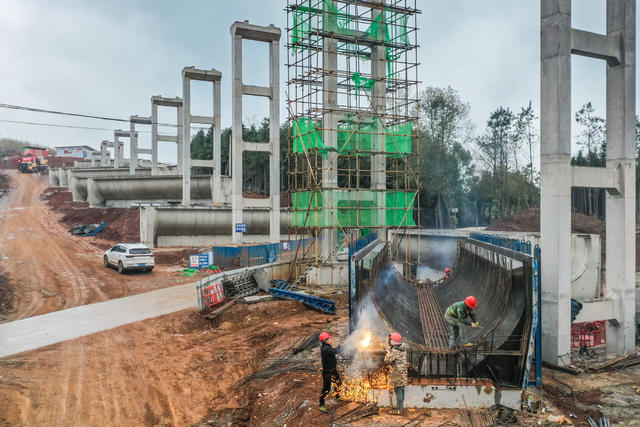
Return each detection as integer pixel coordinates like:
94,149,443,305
445,301,477,325
321,342,338,371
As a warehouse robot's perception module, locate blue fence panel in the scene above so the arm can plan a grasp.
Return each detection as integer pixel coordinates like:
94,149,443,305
210,238,315,269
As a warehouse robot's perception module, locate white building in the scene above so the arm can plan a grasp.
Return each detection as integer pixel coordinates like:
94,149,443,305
55,145,98,158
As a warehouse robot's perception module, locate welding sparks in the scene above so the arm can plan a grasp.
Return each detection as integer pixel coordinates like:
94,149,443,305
341,369,392,402
360,333,372,349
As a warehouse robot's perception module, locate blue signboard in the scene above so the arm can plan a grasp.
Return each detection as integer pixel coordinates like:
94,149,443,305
189,254,211,269
235,223,247,233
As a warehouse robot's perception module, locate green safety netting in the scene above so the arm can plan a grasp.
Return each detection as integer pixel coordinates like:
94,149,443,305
291,190,416,227
290,0,410,79
293,117,412,157
291,0,409,48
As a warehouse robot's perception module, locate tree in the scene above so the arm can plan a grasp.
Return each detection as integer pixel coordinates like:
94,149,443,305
416,86,474,228
575,102,605,154
513,101,538,182
570,103,607,218
477,106,514,218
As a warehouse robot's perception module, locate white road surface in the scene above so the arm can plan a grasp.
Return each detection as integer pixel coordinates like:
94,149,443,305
0,283,196,358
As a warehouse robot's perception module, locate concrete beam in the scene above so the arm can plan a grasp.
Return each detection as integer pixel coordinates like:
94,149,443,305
151,96,182,108
574,299,615,323
571,165,622,194
571,29,622,65
243,85,272,98
243,142,272,152
182,66,221,82
230,20,281,42
191,159,214,168
190,115,216,125
157,135,178,143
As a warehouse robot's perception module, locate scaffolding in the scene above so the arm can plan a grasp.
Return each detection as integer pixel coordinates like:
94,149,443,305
286,0,421,283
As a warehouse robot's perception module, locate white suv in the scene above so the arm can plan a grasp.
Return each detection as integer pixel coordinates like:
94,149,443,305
104,243,155,274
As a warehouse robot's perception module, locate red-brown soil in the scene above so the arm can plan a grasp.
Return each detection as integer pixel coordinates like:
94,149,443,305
0,171,194,322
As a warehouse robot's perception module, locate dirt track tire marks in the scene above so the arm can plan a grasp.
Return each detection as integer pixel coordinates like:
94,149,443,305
0,170,190,322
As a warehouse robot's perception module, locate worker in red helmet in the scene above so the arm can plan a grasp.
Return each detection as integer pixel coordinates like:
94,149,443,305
384,331,408,415
443,268,451,280
318,332,342,411
444,296,479,349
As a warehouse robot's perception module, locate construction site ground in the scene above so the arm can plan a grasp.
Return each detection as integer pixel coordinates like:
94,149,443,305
0,170,639,426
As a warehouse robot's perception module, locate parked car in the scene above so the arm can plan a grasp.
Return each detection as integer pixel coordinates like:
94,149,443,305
104,243,155,274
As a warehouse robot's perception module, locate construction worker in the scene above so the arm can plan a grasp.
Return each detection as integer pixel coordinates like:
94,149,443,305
318,332,341,411
444,296,479,349
384,331,408,415
443,267,451,280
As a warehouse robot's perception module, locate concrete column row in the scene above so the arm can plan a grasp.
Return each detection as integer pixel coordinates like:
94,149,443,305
230,21,281,244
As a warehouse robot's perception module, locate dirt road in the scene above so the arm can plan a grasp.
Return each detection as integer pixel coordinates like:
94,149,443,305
0,282,196,358
0,170,191,322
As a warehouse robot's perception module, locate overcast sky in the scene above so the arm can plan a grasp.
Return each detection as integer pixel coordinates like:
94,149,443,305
0,0,636,164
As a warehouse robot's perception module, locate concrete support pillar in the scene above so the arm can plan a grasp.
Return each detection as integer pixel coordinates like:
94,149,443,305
540,0,573,364
268,37,281,243
129,116,148,176
604,0,636,354
181,67,222,207
114,130,132,169
151,96,183,176
182,76,192,205
321,35,339,261
100,140,113,167
177,103,184,175
230,21,282,243
371,6,387,242
231,32,244,241
151,103,159,175
113,134,121,169
540,0,637,362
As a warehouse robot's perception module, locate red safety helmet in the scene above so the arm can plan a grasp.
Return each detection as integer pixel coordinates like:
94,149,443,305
445,268,451,273
319,332,331,341
465,296,477,309
390,332,402,342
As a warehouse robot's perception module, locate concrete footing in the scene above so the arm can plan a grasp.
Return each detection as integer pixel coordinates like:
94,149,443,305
367,383,521,409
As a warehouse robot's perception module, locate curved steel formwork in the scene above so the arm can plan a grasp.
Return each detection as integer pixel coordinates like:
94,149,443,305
354,238,533,387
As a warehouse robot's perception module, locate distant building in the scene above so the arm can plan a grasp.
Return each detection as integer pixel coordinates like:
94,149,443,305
55,145,98,158
21,146,50,157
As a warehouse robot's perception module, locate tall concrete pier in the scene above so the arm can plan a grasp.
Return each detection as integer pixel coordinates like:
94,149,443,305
181,67,223,207
113,130,134,169
151,96,183,175
540,0,636,363
129,115,153,176
230,21,281,243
